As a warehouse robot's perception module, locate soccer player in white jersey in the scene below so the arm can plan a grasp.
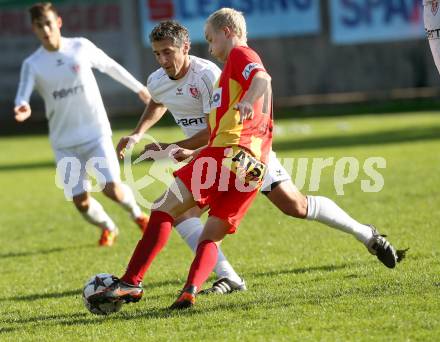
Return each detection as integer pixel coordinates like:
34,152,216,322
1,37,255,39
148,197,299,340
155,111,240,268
117,21,246,294
424,2,440,73
14,2,150,246
117,20,405,293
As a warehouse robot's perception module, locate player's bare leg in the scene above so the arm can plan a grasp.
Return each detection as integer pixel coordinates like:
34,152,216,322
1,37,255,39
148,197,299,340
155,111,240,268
174,206,204,225
73,192,118,246
266,180,406,268
265,180,307,218
102,182,149,232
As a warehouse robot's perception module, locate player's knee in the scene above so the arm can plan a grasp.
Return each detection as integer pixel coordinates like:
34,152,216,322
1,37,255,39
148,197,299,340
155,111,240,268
280,195,307,218
73,194,89,212
175,212,194,225
102,182,118,200
175,207,202,225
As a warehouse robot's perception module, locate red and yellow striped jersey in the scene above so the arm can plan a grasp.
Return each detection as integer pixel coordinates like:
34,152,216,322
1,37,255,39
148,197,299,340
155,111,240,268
208,46,273,164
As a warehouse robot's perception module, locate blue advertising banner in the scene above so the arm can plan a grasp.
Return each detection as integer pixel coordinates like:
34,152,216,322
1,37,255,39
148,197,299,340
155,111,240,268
139,0,320,46
330,0,424,44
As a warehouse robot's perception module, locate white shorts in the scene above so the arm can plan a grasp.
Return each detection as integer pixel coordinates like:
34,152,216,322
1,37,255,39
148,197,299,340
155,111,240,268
54,135,120,198
260,151,292,193
424,1,440,74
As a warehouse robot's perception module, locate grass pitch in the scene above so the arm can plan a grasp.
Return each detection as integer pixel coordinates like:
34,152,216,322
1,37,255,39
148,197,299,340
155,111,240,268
0,111,439,341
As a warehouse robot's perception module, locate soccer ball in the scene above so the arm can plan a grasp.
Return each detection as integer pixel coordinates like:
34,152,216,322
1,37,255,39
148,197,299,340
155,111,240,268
82,273,123,315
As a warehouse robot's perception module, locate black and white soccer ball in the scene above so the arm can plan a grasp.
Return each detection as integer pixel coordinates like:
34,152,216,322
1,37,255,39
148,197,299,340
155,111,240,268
82,273,123,315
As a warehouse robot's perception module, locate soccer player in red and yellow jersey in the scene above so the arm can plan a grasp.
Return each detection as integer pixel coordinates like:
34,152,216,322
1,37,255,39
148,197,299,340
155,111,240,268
173,7,273,233
206,29,273,165
102,8,273,309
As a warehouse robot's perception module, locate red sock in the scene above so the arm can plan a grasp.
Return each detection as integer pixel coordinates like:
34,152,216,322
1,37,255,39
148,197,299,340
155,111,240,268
185,240,218,290
121,211,174,285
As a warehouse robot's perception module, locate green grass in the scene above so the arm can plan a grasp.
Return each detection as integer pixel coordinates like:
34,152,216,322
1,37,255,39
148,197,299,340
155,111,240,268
1,111,440,341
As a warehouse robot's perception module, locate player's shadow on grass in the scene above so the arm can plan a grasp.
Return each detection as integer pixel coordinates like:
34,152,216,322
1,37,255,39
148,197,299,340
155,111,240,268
0,160,54,172
248,262,353,279
0,279,180,304
0,327,18,334
273,125,440,152
0,243,95,260
143,278,183,290
0,289,82,303
2,312,89,326
1,307,204,328
94,296,298,323
58,305,245,327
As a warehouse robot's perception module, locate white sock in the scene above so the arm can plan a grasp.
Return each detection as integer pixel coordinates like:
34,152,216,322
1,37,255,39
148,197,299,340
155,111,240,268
175,218,242,283
118,183,142,219
81,197,117,232
306,196,373,244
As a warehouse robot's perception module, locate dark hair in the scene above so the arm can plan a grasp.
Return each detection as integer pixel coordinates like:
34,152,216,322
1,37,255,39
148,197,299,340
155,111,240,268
29,2,59,22
149,20,190,47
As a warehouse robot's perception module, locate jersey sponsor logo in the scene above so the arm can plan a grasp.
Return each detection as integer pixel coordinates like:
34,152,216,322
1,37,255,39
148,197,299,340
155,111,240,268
211,87,222,108
331,0,423,44
242,62,263,80
71,64,81,74
230,149,266,184
176,87,184,95
426,27,440,39
140,0,319,46
56,59,64,66
188,86,200,99
175,117,205,127
52,85,84,100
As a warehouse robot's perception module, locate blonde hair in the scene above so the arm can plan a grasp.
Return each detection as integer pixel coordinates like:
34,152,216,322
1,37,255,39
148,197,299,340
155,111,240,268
206,8,247,41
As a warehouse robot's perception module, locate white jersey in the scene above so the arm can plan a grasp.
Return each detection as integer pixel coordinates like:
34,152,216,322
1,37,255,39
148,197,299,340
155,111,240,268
15,37,145,148
147,55,221,138
148,55,290,190
424,1,440,75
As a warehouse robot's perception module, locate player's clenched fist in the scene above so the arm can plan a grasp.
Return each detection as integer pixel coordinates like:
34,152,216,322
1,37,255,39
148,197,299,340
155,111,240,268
14,104,31,122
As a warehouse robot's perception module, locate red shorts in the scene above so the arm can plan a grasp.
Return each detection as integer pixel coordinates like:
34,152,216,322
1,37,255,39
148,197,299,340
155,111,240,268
173,146,266,233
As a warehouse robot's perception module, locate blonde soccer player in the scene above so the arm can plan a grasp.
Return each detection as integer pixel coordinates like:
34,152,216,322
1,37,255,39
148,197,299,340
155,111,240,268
102,8,406,309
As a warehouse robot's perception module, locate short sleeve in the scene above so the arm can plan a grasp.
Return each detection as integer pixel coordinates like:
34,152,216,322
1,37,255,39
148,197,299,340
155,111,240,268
146,74,161,104
229,47,266,91
199,66,221,114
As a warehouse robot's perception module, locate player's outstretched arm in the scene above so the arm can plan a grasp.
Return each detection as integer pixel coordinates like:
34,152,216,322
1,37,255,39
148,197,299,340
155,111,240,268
14,103,32,122
141,120,210,156
116,99,167,159
172,146,205,162
85,39,150,104
175,127,210,150
234,71,271,124
137,87,151,105
15,60,35,121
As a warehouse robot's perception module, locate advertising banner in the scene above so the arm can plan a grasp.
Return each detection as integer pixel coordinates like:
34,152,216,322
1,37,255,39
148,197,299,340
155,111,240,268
330,0,424,44
139,0,321,45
